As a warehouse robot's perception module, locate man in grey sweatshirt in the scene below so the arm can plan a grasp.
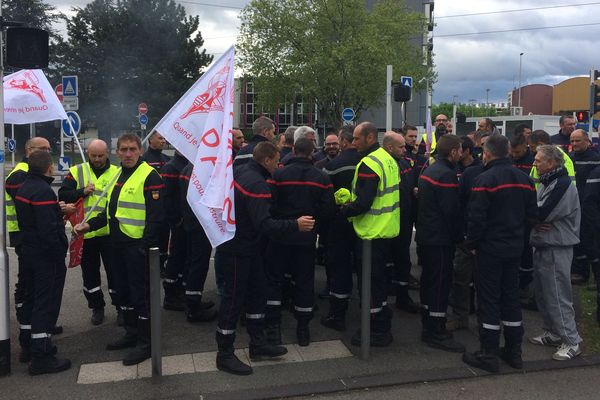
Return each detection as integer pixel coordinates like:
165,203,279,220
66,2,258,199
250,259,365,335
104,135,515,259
529,145,582,361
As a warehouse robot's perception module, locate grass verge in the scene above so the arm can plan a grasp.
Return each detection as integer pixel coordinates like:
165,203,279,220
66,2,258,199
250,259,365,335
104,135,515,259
575,285,600,353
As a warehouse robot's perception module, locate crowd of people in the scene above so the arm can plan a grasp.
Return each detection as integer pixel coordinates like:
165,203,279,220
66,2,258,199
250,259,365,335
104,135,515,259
6,112,597,377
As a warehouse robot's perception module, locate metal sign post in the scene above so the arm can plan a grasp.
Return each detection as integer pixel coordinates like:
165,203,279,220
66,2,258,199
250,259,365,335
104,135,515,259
149,247,162,378
0,3,11,376
360,240,372,360
386,65,392,131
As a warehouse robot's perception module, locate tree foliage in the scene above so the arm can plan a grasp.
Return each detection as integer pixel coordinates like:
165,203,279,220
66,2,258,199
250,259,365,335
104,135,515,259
432,102,502,120
237,0,434,129
2,0,62,38
55,0,212,141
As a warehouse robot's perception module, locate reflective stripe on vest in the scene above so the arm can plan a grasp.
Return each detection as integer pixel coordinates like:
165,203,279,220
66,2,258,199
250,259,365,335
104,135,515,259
107,162,154,239
5,162,29,233
351,147,400,239
69,163,120,239
530,147,575,189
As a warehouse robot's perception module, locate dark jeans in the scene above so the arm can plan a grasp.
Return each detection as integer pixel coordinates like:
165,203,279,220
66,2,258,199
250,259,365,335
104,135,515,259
81,236,115,309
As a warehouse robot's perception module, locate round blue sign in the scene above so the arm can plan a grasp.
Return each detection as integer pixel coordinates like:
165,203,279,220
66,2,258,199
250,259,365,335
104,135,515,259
62,111,81,137
342,108,355,122
7,138,16,153
139,114,149,125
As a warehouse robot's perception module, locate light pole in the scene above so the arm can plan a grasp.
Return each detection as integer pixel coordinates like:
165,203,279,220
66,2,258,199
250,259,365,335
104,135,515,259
486,89,490,107
518,52,524,108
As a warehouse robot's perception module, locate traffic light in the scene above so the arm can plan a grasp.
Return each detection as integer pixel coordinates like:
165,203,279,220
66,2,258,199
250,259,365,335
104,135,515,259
576,111,589,123
592,83,600,115
6,27,49,68
393,84,411,102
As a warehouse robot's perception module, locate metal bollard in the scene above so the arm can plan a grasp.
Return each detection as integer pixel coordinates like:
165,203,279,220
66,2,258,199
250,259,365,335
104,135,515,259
361,239,372,360
148,247,162,377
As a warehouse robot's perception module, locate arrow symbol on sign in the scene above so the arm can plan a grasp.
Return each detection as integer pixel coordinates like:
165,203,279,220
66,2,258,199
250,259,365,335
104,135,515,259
59,158,70,170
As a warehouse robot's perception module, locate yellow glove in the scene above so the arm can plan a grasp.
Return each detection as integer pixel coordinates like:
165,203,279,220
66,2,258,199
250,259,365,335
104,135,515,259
334,188,351,205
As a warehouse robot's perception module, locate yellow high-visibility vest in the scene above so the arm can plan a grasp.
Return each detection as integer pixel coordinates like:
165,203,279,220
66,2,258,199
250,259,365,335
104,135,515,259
5,162,29,233
107,162,155,239
69,162,120,239
351,147,400,240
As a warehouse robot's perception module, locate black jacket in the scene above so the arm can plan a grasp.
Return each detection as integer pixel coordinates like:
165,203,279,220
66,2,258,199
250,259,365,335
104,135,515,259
512,148,535,175
268,157,335,245
323,148,362,191
179,163,202,232
570,148,600,203
218,159,298,255
456,157,481,181
142,148,171,172
397,156,418,217
233,135,269,169
582,166,600,247
160,153,189,225
15,173,68,261
58,160,112,203
465,158,538,254
88,160,165,248
416,158,461,246
550,131,571,153
340,143,381,218
459,163,485,236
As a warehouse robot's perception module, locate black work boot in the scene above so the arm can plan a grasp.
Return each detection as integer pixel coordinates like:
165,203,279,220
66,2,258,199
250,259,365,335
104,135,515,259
29,355,71,376
91,307,105,326
321,297,347,331
395,286,420,314
463,348,500,373
186,299,218,323
123,318,151,366
29,338,71,376
163,283,185,311
296,321,310,347
499,346,523,369
264,324,282,346
107,309,137,350
248,328,287,361
215,331,252,375
422,317,465,353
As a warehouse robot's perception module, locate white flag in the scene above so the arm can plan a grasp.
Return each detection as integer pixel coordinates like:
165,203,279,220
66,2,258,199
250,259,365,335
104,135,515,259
3,69,68,125
155,46,236,247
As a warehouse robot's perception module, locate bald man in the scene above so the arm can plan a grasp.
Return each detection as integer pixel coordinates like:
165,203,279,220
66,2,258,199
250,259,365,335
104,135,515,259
59,139,120,326
382,132,420,313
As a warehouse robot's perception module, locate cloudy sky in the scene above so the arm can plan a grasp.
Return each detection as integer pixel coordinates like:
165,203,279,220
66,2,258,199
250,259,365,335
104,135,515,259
47,0,596,105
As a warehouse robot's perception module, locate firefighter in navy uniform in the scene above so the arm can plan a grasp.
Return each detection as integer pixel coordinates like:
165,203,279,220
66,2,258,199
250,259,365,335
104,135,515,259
216,141,315,375
381,132,420,313
76,133,165,366
160,150,197,311
58,139,120,326
233,116,275,168
6,137,65,363
463,134,538,373
15,150,71,375
264,138,335,346
320,126,363,331
339,122,400,347
416,134,465,353
142,131,171,273
569,129,600,284
178,162,217,322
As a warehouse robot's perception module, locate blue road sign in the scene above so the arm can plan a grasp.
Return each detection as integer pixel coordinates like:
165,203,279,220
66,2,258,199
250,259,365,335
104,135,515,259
7,138,16,153
62,111,81,137
62,76,78,97
342,108,355,122
401,76,413,87
139,114,149,125
59,156,71,171
593,119,599,130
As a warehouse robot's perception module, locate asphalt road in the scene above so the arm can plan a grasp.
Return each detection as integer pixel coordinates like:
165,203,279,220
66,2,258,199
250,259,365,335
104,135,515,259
306,364,600,400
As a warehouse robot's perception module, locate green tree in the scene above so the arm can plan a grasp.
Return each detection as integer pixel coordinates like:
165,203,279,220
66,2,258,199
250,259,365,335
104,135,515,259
432,102,499,120
55,0,212,142
2,0,62,37
237,0,434,129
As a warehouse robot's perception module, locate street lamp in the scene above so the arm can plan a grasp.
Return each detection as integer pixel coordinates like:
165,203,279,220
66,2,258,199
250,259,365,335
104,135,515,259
486,88,490,107
518,52,524,108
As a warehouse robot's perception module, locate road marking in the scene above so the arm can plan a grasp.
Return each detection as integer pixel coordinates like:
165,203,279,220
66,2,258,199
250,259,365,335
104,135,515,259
77,340,352,384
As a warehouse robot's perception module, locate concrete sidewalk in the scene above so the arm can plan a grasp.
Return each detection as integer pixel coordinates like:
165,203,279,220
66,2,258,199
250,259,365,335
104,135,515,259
2,246,597,400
